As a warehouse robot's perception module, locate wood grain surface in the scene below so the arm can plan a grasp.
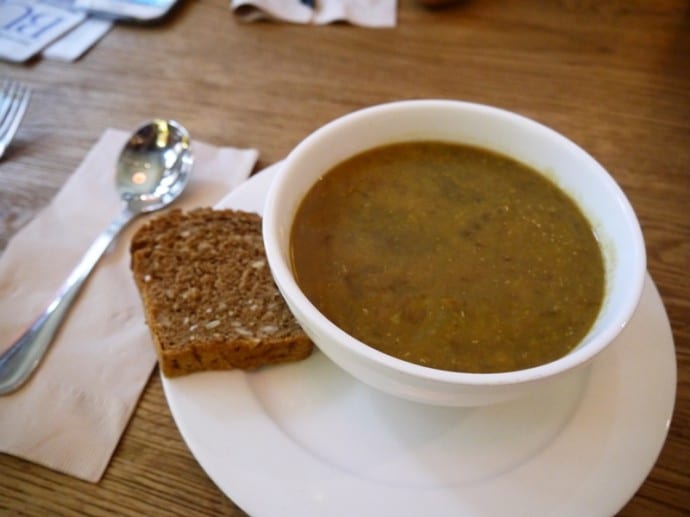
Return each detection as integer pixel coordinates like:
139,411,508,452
1,0,688,515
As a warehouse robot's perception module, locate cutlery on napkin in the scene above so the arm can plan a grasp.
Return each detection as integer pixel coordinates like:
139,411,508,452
0,128,258,482
231,0,397,27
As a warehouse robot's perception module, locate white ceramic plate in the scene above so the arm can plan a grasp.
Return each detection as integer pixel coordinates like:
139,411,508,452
162,163,677,517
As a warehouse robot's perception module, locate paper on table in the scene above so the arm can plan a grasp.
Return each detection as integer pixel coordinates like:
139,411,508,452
43,17,113,62
231,0,397,27
0,0,87,62
0,128,258,482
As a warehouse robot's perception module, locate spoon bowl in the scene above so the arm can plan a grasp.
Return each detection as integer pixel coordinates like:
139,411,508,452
117,119,192,212
0,119,193,395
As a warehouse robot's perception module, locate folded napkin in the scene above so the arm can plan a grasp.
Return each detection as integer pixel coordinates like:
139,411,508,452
0,128,258,482
231,0,397,27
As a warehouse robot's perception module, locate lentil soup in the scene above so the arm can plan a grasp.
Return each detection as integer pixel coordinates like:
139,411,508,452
290,141,605,373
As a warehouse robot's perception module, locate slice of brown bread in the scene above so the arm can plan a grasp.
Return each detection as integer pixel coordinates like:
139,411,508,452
130,207,313,377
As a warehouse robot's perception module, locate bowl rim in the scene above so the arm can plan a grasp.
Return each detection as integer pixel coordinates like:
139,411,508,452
263,99,647,387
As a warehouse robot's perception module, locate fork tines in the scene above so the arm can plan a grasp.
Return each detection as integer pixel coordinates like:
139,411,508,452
0,79,31,159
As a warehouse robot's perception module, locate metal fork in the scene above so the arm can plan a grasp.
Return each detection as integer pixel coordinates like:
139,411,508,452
0,79,31,159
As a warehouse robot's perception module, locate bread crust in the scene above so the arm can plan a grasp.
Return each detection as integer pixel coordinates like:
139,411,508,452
130,208,313,377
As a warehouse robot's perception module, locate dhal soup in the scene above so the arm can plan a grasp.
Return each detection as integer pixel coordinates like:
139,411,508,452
290,141,605,373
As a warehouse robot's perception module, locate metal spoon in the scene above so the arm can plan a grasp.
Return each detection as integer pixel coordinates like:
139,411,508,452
0,119,193,395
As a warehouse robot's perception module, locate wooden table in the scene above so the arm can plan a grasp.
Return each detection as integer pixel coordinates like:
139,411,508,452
1,1,688,514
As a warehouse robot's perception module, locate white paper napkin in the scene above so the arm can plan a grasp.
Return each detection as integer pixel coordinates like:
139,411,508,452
43,17,113,62
0,128,258,482
231,0,397,27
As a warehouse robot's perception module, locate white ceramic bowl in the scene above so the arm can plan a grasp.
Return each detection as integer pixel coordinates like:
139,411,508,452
263,100,646,407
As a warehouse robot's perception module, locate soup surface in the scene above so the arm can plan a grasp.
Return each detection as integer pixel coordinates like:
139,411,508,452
290,142,605,373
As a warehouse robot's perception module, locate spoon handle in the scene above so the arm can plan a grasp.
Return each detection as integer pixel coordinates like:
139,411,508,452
0,207,137,395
